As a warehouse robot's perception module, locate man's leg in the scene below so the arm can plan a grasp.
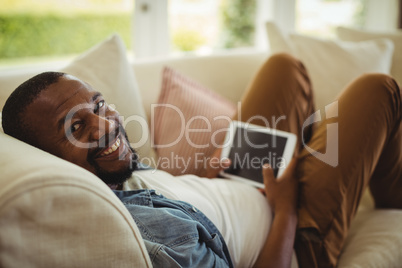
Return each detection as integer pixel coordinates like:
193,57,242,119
294,74,402,267
228,53,401,267
206,53,314,178
233,53,315,151
234,53,402,267
369,119,402,208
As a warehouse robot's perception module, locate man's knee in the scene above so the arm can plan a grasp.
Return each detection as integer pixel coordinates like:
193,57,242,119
268,52,298,63
347,73,401,119
260,53,313,96
264,52,303,71
353,73,400,98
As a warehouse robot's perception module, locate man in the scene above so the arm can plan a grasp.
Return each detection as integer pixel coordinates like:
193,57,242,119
2,53,401,267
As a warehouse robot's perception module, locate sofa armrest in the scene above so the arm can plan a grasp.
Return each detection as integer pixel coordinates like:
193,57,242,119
0,132,151,268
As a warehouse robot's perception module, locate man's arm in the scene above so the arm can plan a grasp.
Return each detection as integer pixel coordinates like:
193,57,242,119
253,159,298,268
205,148,299,267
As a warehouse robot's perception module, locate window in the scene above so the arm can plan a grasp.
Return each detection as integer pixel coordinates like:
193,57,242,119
169,0,257,54
295,0,398,38
295,0,367,37
0,0,133,68
2,0,398,66
133,0,258,58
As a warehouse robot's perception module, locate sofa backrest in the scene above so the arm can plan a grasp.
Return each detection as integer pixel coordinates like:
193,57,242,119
132,51,268,119
0,50,268,121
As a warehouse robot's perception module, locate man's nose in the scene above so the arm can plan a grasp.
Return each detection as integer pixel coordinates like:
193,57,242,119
90,115,116,141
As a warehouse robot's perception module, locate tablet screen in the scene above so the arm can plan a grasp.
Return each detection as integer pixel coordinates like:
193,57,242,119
225,127,287,183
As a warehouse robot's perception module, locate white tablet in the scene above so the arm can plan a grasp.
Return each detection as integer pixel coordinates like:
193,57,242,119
219,121,297,188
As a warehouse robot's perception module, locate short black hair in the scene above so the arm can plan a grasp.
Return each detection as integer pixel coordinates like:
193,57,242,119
2,71,66,145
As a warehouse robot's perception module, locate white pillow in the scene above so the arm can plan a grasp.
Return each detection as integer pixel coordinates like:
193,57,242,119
0,35,156,162
265,22,394,112
289,34,393,112
336,26,402,87
153,67,236,176
265,21,294,54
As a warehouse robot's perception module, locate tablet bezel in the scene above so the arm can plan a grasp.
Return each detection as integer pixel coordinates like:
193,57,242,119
219,120,297,188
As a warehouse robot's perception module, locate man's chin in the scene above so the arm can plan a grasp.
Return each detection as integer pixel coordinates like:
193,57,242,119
95,154,139,185
97,169,133,185
89,128,139,186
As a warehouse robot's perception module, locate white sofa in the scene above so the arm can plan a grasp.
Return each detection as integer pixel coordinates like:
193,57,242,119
0,32,402,267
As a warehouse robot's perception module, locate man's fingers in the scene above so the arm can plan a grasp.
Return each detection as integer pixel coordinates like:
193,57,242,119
262,164,275,183
221,158,231,169
257,188,266,196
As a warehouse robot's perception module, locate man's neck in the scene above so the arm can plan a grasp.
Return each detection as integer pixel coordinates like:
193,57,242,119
108,184,123,190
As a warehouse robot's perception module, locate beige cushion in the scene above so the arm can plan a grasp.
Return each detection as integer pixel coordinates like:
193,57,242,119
265,22,394,113
0,132,151,267
336,26,402,87
153,66,236,176
338,210,402,267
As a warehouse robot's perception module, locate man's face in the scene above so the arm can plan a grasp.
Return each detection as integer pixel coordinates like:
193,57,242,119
24,75,138,184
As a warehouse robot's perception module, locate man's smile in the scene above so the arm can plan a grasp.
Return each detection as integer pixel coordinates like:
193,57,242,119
99,137,121,157
93,133,131,162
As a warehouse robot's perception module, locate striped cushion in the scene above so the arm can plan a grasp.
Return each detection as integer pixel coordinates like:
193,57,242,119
153,67,236,176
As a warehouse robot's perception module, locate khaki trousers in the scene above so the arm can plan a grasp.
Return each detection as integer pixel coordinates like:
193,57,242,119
234,53,402,267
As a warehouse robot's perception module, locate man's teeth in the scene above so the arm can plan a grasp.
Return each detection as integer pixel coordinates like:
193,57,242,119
100,138,121,156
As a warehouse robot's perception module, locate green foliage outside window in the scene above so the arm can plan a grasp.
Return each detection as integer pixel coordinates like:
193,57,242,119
172,29,206,52
352,0,369,28
220,0,256,48
0,13,130,59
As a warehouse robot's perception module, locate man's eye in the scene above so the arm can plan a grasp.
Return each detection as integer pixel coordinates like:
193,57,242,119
70,123,81,133
94,100,105,114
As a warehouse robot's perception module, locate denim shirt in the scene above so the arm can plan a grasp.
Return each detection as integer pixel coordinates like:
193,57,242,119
114,189,233,268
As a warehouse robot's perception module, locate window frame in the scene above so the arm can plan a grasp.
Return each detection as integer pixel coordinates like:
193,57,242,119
133,0,297,59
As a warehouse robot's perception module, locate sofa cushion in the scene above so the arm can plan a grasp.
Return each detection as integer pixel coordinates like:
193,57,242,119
152,67,236,176
336,26,402,87
265,22,394,113
338,209,402,267
0,34,156,162
0,132,151,267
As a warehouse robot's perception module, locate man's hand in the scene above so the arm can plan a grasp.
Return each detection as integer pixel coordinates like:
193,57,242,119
253,158,298,268
261,158,298,215
204,147,231,178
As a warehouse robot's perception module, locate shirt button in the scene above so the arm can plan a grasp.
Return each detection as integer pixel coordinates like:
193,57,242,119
154,190,161,196
192,206,198,213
